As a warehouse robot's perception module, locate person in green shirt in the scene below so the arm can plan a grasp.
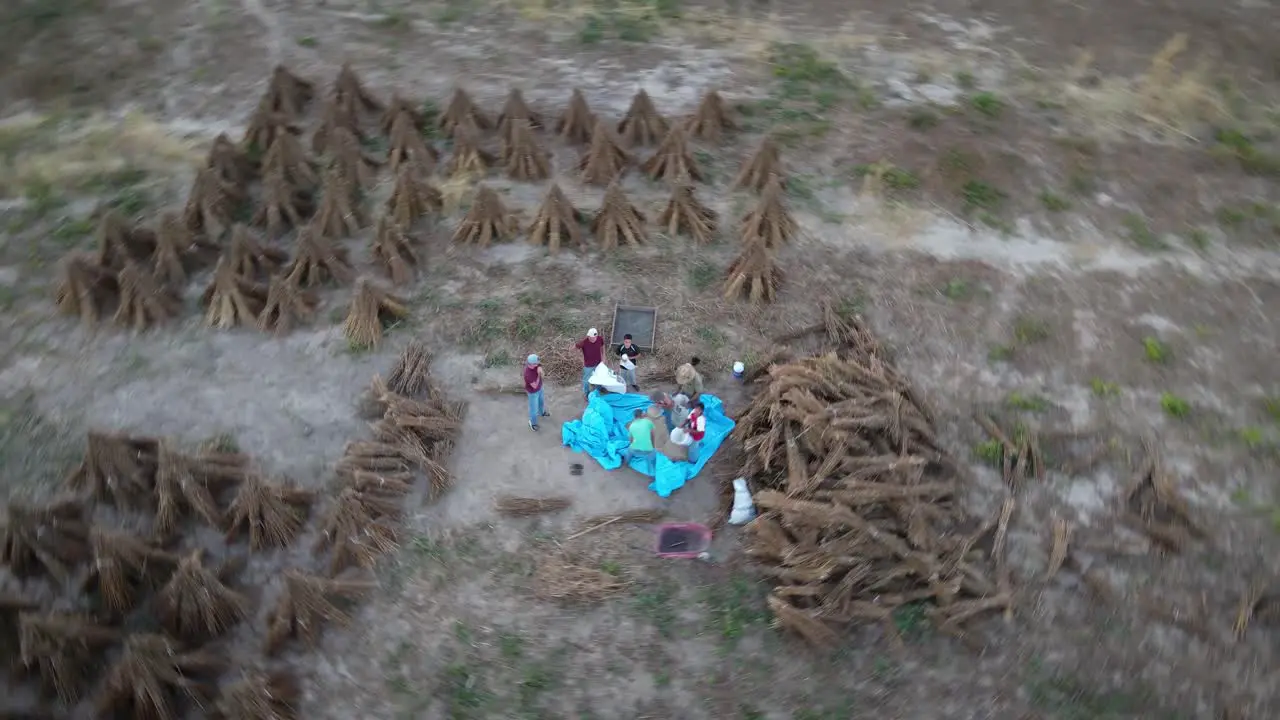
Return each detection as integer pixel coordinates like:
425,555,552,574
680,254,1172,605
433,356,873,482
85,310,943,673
624,409,658,473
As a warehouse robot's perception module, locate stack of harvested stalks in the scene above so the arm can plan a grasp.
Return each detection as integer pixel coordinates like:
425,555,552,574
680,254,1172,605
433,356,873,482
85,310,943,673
732,316,1008,646
322,343,467,571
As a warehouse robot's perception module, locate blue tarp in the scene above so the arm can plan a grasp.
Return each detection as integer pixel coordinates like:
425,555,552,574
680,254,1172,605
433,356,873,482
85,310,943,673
561,392,735,497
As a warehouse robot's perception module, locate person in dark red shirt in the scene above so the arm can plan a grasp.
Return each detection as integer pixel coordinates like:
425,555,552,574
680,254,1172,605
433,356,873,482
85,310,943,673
523,354,550,431
574,328,604,399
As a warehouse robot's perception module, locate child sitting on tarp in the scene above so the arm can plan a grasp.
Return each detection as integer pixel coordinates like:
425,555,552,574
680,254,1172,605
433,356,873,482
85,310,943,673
624,408,658,473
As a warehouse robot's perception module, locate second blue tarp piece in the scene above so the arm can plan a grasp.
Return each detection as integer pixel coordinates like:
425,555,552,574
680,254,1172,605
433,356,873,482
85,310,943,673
560,392,735,498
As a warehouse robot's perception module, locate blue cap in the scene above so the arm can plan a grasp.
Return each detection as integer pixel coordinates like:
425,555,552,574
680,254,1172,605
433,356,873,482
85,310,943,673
527,354,539,365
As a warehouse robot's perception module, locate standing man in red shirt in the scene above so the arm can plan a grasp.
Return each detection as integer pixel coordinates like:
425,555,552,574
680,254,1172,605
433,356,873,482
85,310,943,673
685,399,707,463
574,327,604,399
524,354,550,431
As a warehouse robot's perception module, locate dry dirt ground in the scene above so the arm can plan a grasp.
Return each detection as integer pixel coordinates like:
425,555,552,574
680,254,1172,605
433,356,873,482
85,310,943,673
3,0,1280,718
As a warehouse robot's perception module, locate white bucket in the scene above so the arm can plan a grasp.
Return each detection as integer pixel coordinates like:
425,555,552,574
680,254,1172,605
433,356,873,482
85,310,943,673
732,361,745,380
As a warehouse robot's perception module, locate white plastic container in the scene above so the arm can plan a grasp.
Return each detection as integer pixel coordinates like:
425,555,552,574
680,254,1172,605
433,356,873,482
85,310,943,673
732,361,745,380
728,477,756,525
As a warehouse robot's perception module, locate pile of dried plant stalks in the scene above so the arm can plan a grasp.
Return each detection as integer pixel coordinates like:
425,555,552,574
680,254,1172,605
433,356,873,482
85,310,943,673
732,316,1010,646
321,342,466,572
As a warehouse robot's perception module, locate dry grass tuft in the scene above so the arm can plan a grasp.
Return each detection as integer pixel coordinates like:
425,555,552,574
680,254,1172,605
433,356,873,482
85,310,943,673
260,127,317,189
685,89,736,142
253,172,316,238
451,185,518,247
257,270,320,334
264,570,375,654
1052,34,1231,140
95,209,156,269
527,183,588,252
227,224,289,279
155,549,249,643
84,527,179,614
533,554,629,602
659,183,717,243
202,257,268,330
386,341,435,397
184,166,246,239
225,474,315,550
18,612,119,703
617,89,668,146
312,165,368,238
723,241,781,304
114,261,182,331
66,431,158,507
213,669,301,720
287,226,355,287
97,633,222,720
387,110,438,173
314,487,401,574
331,63,385,119
555,88,595,145
446,121,495,177
504,120,551,181
738,174,796,249
385,164,443,228
732,136,784,192
152,212,217,287
439,87,493,135
326,126,382,191
1,497,91,581
1,112,203,198
591,182,647,249
54,252,118,326
371,216,421,285
495,495,572,516
153,439,248,535
577,118,630,186
343,277,410,350
640,124,703,183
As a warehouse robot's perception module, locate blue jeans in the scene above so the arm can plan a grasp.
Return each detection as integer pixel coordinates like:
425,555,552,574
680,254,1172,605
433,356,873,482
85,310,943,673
527,389,545,426
687,439,702,464
581,367,592,396
660,408,675,432
625,448,656,473
620,366,637,389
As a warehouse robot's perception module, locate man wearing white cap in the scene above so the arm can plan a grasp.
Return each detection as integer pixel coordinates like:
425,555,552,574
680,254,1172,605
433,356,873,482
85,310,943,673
573,328,604,399
523,354,550,431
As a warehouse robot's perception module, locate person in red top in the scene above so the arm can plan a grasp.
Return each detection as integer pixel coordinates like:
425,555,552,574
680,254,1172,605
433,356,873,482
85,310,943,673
574,327,604,399
524,354,550,431
685,399,707,464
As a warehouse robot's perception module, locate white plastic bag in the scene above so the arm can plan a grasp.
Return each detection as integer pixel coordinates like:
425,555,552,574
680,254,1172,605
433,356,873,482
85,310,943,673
728,478,756,525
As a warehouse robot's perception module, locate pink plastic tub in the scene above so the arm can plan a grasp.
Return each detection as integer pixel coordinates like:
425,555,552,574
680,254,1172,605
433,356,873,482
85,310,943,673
655,523,712,558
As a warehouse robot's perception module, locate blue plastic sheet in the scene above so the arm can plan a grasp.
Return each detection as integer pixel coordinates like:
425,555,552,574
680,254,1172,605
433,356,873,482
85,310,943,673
561,392,735,498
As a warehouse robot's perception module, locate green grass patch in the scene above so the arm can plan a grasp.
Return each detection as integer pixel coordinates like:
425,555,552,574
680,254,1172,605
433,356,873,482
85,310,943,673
1122,212,1165,250
1160,392,1190,418
1012,316,1050,345
1090,379,1120,398
1039,190,1071,212
969,92,1004,118
1213,128,1280,178
1142,336,1170,364
1006,391,1050,412
960,180,1004,214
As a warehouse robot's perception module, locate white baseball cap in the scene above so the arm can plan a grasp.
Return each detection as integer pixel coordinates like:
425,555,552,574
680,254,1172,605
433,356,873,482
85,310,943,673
587,328,598,337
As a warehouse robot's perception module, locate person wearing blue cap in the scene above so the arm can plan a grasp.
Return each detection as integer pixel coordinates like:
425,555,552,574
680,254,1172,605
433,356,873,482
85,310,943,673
524,354,550,431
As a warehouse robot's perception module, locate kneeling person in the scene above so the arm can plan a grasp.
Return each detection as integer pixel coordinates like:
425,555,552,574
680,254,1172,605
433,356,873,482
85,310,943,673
625,409,658,472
